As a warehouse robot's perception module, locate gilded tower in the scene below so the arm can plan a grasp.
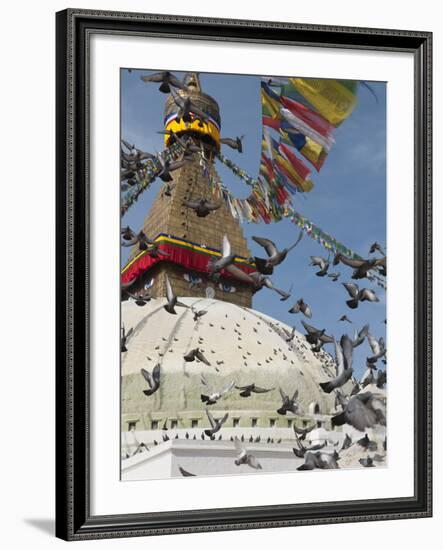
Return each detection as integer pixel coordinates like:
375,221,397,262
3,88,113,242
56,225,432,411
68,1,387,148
121,73,254,307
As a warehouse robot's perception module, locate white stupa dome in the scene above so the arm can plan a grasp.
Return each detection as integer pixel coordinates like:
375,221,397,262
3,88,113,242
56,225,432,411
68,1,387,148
121,297,337,433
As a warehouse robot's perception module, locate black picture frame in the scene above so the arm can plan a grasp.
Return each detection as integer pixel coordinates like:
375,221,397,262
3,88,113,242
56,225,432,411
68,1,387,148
55,8,432,541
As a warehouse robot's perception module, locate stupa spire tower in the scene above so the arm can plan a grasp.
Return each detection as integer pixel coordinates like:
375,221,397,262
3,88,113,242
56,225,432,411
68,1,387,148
123,72,254,307
182,72,201,91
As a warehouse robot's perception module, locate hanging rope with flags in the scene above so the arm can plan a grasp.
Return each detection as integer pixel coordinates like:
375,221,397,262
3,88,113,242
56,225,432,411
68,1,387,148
120,140,186,216
213,76,361,227
122,77,361,220
211,157,384,283
121,75,383,284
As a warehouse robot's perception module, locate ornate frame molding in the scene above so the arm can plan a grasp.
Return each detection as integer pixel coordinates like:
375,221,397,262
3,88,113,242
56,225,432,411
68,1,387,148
55,9,432,540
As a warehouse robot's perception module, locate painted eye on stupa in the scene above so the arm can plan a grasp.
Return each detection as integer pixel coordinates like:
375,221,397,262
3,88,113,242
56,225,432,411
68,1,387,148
183,272,202,285
219,282,236,293
144,278,155,289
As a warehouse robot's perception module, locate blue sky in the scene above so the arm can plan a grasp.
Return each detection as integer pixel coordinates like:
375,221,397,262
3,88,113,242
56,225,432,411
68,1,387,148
121,70,386,377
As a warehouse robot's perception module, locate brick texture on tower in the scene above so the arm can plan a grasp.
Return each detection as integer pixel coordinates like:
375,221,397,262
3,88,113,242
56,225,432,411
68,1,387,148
128,156,253,308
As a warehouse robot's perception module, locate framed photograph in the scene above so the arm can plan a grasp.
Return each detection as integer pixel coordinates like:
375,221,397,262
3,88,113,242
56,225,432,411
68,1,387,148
55,9,432,541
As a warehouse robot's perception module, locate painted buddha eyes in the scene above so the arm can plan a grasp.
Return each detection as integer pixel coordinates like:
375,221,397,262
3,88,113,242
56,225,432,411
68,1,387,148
144,277,155,289
183,272,203,285
219,282,236,293
183,271,235,292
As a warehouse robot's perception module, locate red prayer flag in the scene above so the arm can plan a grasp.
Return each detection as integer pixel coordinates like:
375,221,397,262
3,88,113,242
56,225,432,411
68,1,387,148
280,96,335,138
278,142,311,181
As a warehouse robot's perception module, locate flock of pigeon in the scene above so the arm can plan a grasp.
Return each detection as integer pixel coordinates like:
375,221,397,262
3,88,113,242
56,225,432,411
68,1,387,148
121,231,387,475
121,70,387,476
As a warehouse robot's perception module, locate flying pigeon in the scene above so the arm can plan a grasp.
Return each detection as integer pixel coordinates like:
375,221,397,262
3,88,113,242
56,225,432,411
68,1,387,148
121,325,133,352
277,388,303,415
140,364,161,396
233,437,262,469
309,256,329,277
140,71,187,93
297,450,340,470
319,337,354,393
338,315,352,323
342,282,380,309
207,235,235,273
331,391,386,431
183,348,211,365
328,272,341,282
249,272,291,300
235,383,274,397
192,308,208,321
289,298,312,318
334,253,386,280
204,408,229,436
164,275,189,314
157,155,186,182
182,197,221,218
169,87,209,126
200,375,234,405
126,288,152,306
220,136,244,152
301,320,334,349
367,332,386,363
293,423,316,440
120,228,152,251
369,242,386,255
252,232,303,275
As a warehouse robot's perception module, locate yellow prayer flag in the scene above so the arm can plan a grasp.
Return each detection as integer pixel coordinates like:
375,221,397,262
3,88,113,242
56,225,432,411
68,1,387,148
279,129,327,171
300,137,327,168
261,90,281,119
275,155,314,192
288,78,357,126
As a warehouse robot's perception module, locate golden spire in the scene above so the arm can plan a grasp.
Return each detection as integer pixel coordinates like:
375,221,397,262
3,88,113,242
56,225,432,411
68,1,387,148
163,72,221,150
183,72,202,92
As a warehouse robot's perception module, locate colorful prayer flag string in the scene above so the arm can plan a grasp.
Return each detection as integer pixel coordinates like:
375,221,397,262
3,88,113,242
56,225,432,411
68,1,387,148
214,153,386,287
120,76,384,286
120,141,185,216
